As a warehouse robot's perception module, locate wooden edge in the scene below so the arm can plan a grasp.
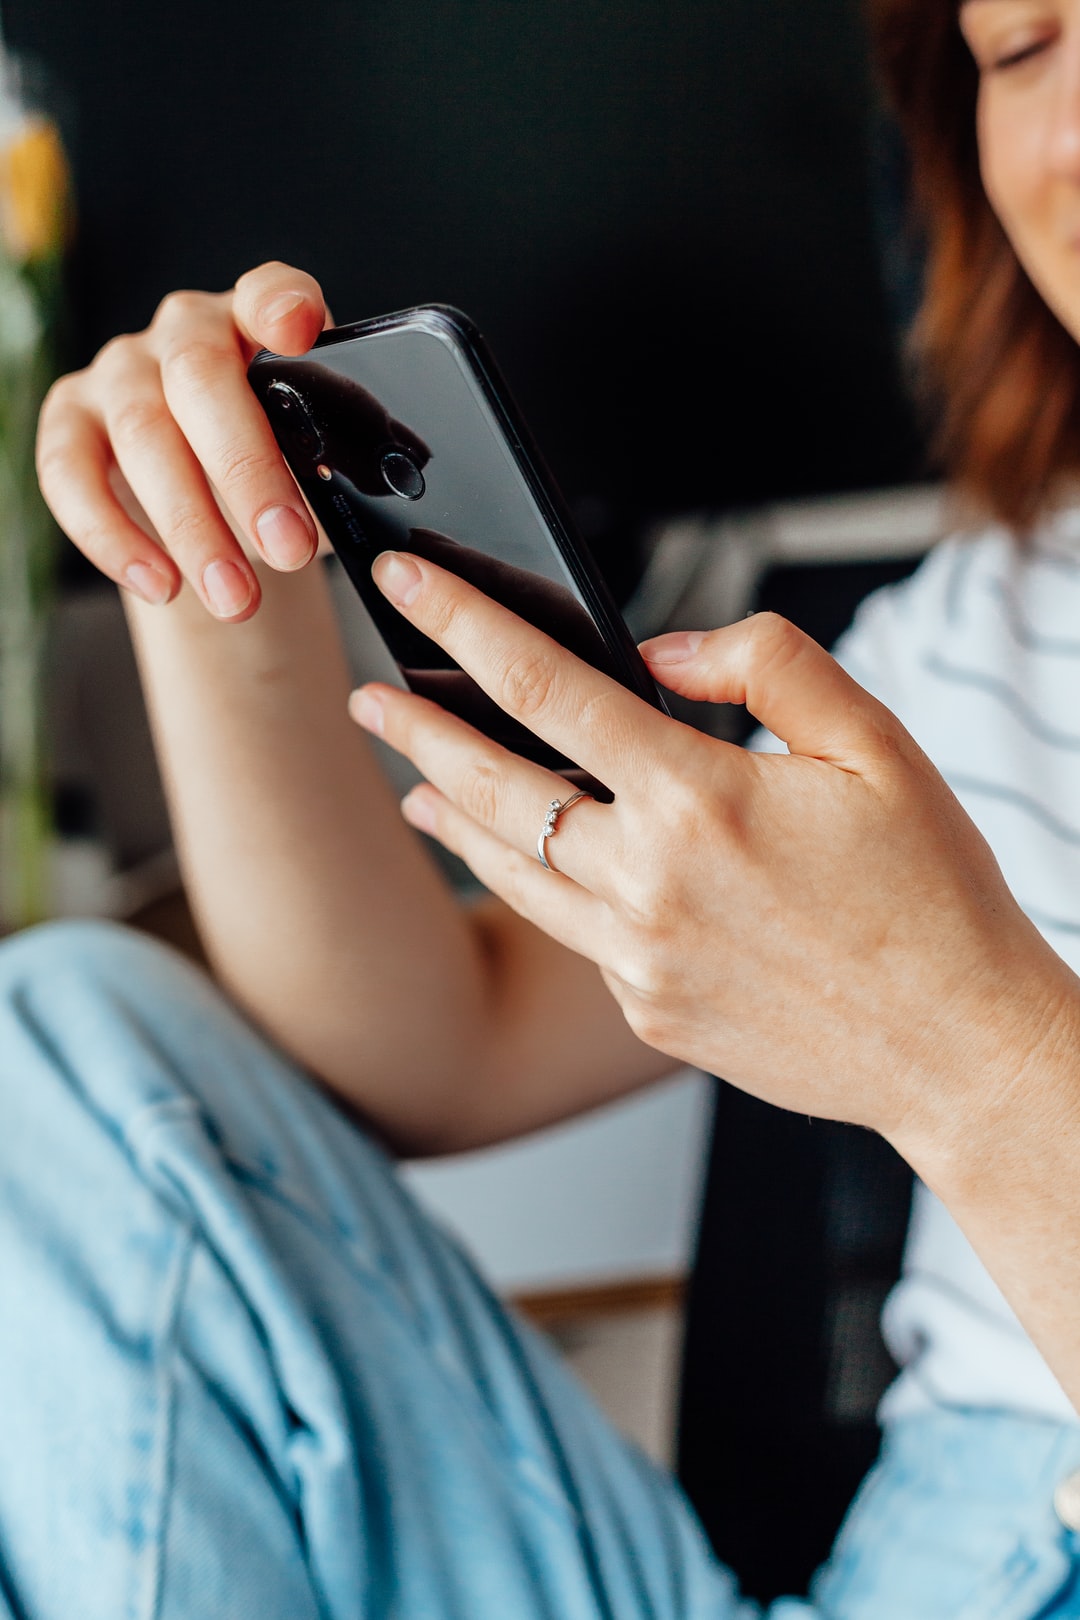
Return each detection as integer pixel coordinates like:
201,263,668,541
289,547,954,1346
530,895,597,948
510,1274,686,1327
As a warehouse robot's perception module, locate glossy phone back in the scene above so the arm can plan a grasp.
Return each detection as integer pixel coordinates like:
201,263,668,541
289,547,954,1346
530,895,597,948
248,306,664,785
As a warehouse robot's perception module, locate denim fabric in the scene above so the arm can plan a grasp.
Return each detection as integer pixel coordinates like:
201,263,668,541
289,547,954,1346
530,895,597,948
0,919,1078,1619
809,1410,1080,1619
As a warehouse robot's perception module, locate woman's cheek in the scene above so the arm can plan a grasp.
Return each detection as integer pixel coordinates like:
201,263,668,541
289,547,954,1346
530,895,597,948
978,86,1080,339
977,92,1032,238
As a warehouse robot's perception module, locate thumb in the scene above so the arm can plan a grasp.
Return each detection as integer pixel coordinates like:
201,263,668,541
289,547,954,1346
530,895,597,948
639,613,894,765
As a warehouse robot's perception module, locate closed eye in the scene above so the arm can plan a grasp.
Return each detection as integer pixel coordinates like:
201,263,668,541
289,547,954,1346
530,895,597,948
991,36,1054,71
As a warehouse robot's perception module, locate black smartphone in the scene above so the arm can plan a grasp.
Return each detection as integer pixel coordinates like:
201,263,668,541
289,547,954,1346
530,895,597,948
248,306,666,793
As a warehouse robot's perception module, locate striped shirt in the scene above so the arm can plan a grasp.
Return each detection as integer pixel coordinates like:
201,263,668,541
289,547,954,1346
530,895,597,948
755,516,1080,1423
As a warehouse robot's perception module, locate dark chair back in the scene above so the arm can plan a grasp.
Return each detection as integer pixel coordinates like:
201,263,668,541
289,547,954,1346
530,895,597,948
676,553,921,1605
677,1086,913,1604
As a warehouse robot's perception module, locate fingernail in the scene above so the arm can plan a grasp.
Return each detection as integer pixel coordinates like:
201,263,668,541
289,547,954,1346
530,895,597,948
255,504,316,569
260,290,307,325
202,558,254,618
372,551,422,608
402,788,436,833
124,560,173,605
639,630,705,665
349,687,385,737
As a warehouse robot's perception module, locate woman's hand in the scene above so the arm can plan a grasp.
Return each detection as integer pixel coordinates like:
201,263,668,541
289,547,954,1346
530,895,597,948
349,548,1080,1157
36,261,332,620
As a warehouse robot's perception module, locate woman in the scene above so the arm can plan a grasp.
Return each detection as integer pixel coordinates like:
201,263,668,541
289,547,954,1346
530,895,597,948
14,0,1080,1613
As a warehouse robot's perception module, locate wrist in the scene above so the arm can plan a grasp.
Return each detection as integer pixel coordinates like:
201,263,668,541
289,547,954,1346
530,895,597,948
881,954,1080,1414
886,946,1080,1204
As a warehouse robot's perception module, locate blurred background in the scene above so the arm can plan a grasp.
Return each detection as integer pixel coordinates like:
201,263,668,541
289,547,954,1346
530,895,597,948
12,0,923,587
0,0,934,1602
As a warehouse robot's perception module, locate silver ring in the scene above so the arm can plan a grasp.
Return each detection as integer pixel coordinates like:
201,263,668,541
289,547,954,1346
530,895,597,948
537,790,591,871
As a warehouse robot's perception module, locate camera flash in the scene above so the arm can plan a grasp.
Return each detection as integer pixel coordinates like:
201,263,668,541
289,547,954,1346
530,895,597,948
317,464,332,481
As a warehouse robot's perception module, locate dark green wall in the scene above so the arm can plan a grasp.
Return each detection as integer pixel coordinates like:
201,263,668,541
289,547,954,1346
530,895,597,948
9,0,922,593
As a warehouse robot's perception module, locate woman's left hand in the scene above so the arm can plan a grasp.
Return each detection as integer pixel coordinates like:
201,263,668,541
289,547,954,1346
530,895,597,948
348,548,1080,1157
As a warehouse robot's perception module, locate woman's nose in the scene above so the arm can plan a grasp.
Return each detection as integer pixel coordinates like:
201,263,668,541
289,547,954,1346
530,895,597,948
1047,35,1080,179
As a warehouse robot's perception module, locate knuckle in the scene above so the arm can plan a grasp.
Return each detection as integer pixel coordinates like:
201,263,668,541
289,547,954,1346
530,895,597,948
108,392,171,452
612,908,680,997
213,436,280,492
163,498,215,548
576,686,632,750
416,581,465,647
862,702,915,769
611,932,658,996
237,259,290,290
622,993,669,1051
616,863,665,930
457,757,501,827
495,848,535,912
658,769,708,835
501,646,560,722
747,610,804,673
38,372,74,422
616,816,697,927
160,335,236,395
673,771,746,853
93,332,141,381
152,288,209,330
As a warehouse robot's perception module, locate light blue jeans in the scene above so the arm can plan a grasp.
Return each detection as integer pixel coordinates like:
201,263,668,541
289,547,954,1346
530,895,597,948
3,920,1080,1619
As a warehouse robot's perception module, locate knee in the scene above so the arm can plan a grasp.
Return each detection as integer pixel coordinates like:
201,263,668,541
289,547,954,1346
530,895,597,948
0,921,210,1223
0,916,179,999
0,919,241,1127
0,918,331,1186
0,920,398,1301
0,919,216,1059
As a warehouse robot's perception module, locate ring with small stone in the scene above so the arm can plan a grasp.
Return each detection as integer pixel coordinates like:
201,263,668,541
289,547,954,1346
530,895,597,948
536,790,591,871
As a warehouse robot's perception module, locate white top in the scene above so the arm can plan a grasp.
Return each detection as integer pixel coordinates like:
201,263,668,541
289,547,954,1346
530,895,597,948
753,514,1080,1424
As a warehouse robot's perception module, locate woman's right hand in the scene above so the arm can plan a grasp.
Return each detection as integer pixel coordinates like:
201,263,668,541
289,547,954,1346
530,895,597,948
36,261,332,621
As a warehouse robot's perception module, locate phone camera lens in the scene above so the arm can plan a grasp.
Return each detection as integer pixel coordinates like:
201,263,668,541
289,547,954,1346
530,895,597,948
380,448,425,501
267,380,324,458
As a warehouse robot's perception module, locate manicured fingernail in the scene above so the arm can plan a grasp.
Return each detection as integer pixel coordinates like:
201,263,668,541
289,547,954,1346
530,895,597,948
254,504,315,569
202,558,253,618
639,630,705,665
372,551,422,608
401,788,436,833
260,290,307,325
124,560,173,605
349,687,385,737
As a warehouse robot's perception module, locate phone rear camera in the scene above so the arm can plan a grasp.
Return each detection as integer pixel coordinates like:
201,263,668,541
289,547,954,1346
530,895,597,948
380,448,425,501
267,380,324,458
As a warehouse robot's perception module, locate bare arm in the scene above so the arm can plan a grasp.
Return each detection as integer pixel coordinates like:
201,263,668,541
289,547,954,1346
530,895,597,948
349,549,1080,1412
38,265,674,1157
123,558,671,1155
891,999,1080,1418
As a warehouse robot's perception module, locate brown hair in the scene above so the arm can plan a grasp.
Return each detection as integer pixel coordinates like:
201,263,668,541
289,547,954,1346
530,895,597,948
869,0,1080,530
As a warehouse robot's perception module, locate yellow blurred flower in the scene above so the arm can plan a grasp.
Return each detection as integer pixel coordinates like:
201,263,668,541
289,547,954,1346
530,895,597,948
0,117,71,263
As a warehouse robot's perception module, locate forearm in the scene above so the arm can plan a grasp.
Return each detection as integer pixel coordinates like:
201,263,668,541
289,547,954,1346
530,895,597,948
39,265,669,1155
124,556,493,1152
891,965,1080,1415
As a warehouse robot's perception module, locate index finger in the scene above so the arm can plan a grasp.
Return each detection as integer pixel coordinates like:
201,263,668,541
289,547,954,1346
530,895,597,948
369,549,671,787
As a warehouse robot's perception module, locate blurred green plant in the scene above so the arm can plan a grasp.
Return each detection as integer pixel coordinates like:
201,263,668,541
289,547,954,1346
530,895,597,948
0,73,72,931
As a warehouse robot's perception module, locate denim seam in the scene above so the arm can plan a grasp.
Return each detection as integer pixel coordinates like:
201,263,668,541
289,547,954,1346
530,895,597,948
124,1095,202,1142
132,1216,197,1620
223,1158,585,1527
125,1110,582,1529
